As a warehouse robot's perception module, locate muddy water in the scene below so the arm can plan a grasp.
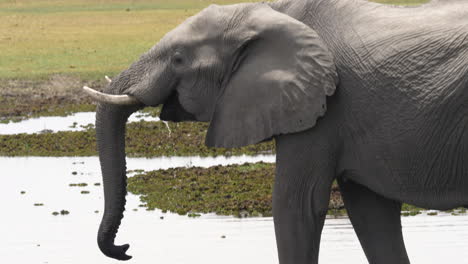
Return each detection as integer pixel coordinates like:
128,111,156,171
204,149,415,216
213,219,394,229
2,156,468,264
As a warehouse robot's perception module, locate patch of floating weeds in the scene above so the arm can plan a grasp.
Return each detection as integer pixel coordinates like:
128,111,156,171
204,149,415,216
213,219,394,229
128,162,345,217
94,183,101,186
128,162,275,217
34,203,44,206
71,171,78,175
427,211,438,216
188,213,201,218
81,190,90,194
20,191,25,194
69,183,87,187
94,210,99,214
52,210,70,216
0,121,274,156
401,204,423,216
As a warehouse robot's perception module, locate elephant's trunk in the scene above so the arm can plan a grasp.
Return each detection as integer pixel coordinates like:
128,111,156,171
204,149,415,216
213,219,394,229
95,103,140,261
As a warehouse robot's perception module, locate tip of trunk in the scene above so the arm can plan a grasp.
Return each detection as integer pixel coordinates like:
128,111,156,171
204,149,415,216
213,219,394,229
98,235,132,261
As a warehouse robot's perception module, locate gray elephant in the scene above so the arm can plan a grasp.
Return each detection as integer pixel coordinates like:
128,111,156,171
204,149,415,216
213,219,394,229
83,0,468,263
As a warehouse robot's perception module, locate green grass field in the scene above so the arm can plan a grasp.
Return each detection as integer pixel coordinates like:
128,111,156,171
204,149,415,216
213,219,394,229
1,0,429,80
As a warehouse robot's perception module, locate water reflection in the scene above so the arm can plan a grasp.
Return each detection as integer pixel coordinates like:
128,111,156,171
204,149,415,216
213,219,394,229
0,111,159,135
2,156,468,263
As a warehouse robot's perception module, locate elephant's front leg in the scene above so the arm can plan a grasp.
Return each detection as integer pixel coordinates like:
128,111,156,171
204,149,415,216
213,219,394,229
273,131,336,264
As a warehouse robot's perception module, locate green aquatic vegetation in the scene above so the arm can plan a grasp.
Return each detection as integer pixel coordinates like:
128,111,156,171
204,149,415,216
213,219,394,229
94,183,101,186
60,210,70,215
401,203,424,216
52,210,70,215
20,191,26,194
128,162,345,217
69,183,88,187
81,190,90,194
0,121,274,156
71,171,78,175
427,211,438,216
187,213,201,218
128,162,275,217
34,203,44,206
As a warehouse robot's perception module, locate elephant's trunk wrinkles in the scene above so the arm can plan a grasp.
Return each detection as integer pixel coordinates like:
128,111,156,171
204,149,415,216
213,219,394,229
96,103,139,261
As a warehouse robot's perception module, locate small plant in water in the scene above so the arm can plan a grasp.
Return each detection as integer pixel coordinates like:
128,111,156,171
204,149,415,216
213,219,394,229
60,210,70,215
81,190,90,194
69,183,87,187
188,213,201,218
52,211,59,216
20,191,26,194
34,203,44,206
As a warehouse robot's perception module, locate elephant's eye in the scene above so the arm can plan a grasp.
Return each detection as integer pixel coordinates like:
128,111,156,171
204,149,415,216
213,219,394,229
172,52,185,67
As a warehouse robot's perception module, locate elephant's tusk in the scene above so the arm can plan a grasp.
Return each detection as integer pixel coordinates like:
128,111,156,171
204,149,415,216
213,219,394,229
83,86,140,105
105,76,112,83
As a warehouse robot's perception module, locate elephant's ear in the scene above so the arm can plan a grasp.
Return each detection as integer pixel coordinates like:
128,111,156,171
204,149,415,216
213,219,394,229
205,4,338,148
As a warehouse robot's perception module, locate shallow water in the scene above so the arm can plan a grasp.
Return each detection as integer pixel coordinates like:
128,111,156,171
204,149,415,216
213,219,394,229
0,112,160,135
2,156,468,263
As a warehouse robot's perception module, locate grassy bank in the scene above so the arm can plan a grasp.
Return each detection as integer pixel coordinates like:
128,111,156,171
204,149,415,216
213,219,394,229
0,0,428,80
0,121,274,156
0,0,259,80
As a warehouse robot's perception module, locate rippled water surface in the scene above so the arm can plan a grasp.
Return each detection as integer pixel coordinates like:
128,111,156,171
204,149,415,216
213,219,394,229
3,156,468,264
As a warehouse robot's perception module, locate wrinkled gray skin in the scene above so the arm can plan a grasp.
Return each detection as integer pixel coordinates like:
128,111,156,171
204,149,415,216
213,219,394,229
93,0,468,262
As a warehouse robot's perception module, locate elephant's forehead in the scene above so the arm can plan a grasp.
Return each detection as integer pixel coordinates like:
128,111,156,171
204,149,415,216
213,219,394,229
161,12,223,46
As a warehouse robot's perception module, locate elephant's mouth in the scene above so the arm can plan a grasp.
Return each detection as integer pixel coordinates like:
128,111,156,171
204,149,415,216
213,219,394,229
160,91,197,122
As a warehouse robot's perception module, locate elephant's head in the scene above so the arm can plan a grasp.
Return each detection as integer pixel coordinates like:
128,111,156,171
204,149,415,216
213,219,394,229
84,2,337,260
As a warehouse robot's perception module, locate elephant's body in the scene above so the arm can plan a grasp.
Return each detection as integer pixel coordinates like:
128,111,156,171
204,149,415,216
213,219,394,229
85,0,468,263
274,0,468,209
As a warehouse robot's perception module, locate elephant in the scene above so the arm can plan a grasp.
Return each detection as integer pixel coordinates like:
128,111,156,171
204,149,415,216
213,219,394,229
83,0,468,263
